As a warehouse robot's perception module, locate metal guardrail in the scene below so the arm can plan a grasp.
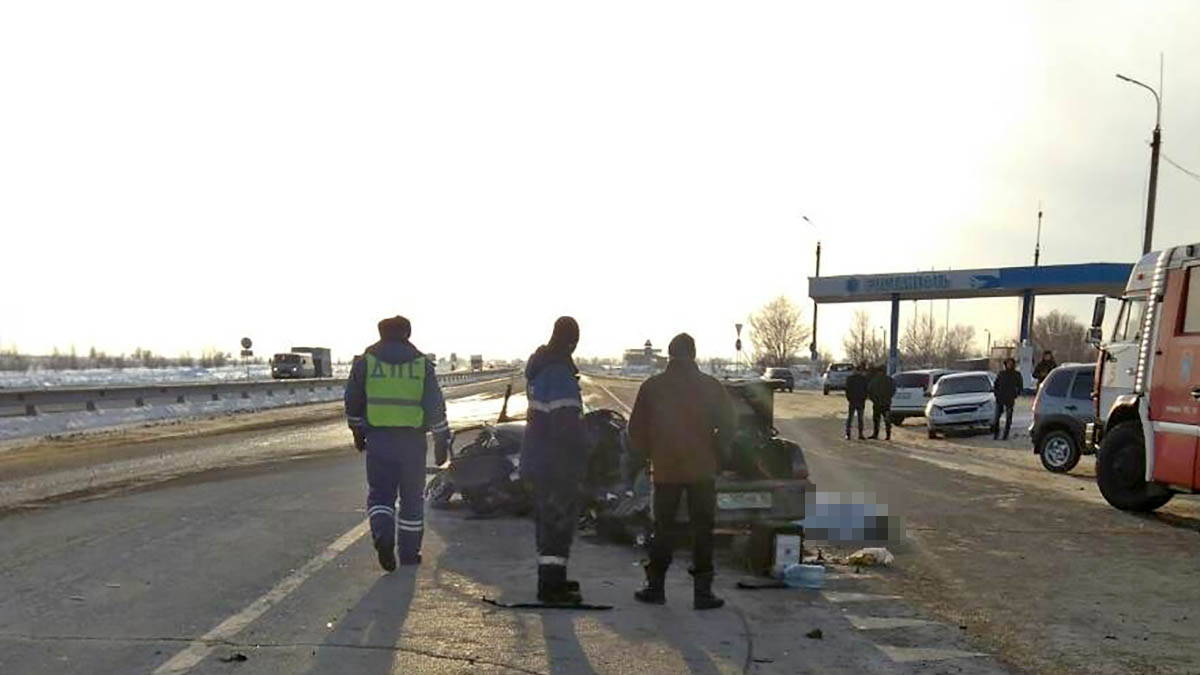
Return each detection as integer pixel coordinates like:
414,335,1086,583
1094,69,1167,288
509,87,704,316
0,369,517,417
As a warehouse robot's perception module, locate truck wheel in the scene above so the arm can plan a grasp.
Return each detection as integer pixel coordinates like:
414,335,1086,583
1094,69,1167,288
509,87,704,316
1038,429,1081,473
823,387,829,396
1096,421,1174,512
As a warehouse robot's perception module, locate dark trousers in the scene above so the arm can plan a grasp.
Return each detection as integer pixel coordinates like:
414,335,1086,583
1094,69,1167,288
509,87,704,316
365,440,426,561
533,474,581,566
648,480,716,576
993,401,1015,439
845,402,865,437
872,402,892,438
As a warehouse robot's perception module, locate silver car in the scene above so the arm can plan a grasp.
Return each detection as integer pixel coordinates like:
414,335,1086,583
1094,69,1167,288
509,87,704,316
822,362,855,395
1030,364,1096,473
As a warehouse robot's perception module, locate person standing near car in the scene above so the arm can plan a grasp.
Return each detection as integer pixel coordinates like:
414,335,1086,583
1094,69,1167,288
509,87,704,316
868,365,896,440
1033,350,1058,389
521,316,588,605
344,315,451,571
629,333,736,610
992,357,1023,440
844,364,868,440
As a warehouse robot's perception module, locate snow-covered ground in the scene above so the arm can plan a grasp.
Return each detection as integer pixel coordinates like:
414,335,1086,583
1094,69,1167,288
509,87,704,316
0,364,352,390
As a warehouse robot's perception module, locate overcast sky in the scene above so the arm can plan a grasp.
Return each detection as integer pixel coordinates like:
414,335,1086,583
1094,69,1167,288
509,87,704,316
3,1,1199,363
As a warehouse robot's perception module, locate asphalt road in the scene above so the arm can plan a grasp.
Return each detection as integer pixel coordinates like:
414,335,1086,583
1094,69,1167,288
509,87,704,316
0,376,1015,675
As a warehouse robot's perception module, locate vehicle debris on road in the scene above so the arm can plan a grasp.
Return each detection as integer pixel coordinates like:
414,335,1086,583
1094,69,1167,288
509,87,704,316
846,547,895,567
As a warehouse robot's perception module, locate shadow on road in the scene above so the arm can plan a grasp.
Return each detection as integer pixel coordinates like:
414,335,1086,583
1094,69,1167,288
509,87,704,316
299,570,417,675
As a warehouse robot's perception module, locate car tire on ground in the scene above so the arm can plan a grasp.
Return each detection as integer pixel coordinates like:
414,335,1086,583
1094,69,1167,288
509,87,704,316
927,427,937,439
1038,429,1081,473
823,387,829,396
889,414,904,426
1096,421,1174,512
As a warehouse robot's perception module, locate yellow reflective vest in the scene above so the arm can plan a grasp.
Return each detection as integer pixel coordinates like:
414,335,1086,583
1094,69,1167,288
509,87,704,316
364,354,426,427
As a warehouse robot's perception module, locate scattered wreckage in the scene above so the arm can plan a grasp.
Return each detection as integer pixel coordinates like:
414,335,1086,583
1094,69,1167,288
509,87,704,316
426,380,812,550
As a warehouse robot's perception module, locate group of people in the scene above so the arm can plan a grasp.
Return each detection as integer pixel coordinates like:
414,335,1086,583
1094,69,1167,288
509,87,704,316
842,364,897,441
838,351,1059,443
344,315,737,610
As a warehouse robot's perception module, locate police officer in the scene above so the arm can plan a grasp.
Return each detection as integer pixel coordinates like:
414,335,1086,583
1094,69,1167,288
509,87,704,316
345,315,451,571
521,316,587,605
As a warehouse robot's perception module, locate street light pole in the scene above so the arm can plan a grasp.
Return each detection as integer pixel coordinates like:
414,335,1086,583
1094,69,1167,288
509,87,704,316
802,216,821,363
1116,71,1163,255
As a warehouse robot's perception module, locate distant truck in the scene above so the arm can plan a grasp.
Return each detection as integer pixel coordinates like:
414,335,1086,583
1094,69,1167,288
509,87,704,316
271,347,332,379
470,354,483,372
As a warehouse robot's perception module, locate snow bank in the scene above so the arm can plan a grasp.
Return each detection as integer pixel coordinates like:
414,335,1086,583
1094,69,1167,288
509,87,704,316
0,387,343,443
0,364,352,390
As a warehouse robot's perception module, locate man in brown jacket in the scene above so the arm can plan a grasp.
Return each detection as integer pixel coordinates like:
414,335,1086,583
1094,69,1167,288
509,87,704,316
628,333,736,610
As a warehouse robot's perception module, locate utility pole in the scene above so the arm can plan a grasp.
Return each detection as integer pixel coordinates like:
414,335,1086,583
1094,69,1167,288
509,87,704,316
1117,58,1163,255
802,216,821,363
1034,204,1042,266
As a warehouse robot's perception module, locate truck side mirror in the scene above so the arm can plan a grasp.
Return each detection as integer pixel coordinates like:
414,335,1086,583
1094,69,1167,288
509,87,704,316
1086,326,1103,346
1090,296,1106,330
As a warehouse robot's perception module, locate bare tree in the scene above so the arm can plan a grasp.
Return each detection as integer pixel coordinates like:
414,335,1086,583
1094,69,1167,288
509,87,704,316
749,296,810,367
1032,311,1091,363
843,310,886,367
941,324,977,364
901,313,939,367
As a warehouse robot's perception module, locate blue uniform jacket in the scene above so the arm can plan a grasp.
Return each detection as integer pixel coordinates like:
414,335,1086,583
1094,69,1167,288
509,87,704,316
344,340,451,450
520,347,587,483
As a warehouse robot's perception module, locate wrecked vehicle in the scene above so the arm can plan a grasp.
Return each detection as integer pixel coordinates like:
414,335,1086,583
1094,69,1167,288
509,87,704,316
426,381,812,544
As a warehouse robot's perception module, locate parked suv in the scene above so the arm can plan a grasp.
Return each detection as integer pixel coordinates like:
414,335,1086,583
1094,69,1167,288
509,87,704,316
762,367,795,393
926,372,996,438
822,362,855,395
1030,364,1096,473
890,369,952,425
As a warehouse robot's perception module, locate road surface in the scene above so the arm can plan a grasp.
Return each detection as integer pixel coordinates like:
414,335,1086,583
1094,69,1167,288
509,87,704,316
1,375,1195,674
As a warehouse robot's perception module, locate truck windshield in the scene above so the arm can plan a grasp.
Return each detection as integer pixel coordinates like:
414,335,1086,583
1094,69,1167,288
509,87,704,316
274,354,301,363
934,376,991,396
1112,297,1147,342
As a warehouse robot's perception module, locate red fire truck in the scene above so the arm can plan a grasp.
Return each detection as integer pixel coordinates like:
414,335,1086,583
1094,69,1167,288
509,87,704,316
1087,242,1200,512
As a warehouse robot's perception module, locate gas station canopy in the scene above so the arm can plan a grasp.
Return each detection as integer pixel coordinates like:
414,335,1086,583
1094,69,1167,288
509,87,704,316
808,263,1132,304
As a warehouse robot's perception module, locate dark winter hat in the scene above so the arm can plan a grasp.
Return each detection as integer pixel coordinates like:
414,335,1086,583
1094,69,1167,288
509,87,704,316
378,315,411,341
547,316,580,355
668,333,696,361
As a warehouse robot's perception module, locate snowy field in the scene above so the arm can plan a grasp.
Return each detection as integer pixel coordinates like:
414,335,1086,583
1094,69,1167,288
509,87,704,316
0,364,353,390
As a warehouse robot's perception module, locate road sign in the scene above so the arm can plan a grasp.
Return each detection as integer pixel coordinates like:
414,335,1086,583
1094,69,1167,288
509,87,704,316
735,323,743,337
240,337,252,349
735,339,742,352
240,349,253,358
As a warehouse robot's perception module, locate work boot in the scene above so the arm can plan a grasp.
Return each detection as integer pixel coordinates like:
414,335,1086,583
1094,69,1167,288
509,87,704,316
634,562,666,605
693,572,724,611
399,553,422,566
858,433,866,440
374,539,396,572
537,564,582,605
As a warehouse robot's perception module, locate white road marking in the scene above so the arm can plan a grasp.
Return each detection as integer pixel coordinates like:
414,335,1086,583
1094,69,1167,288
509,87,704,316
845,615,937,630
582,377,633,415
151,520,370,674
876,645,985,663
821,591,902,603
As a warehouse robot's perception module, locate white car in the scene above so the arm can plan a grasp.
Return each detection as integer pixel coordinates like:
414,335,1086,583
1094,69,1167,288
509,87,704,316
925,371,996,439
890,369,953,424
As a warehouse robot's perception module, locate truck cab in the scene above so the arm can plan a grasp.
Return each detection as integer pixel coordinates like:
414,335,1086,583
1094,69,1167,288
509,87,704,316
270,352,315,379
1089,243,1200,511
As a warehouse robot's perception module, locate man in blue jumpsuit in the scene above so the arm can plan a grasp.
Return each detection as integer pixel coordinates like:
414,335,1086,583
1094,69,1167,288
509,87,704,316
345,315,451,571
521,316,587,604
